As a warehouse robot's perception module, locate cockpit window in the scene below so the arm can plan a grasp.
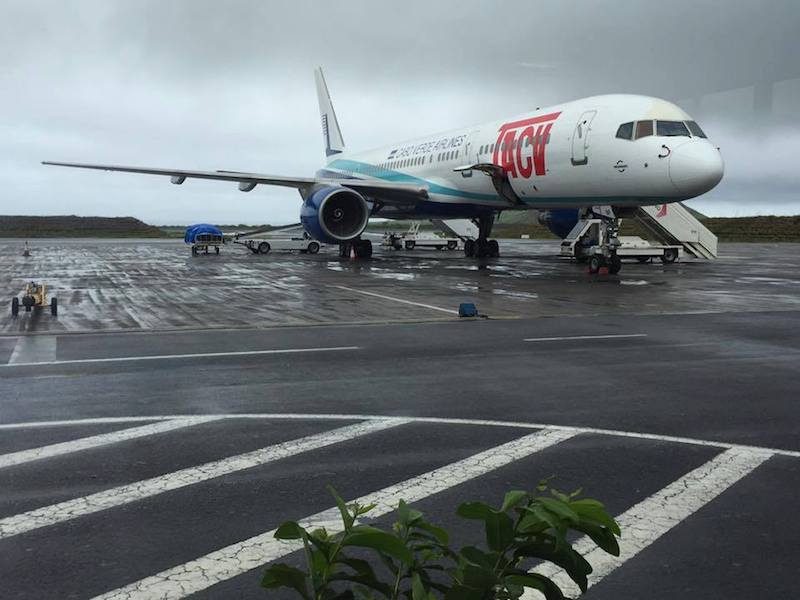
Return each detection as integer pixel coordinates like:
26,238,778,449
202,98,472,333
616,122,634,140
635,120,653,139
685,121,708,138
656,120,690,137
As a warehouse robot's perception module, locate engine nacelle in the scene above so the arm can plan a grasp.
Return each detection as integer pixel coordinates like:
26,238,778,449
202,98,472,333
300,186,370,245
537,208,580,239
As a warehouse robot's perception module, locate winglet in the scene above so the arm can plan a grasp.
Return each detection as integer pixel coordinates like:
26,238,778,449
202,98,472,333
314,67,345,160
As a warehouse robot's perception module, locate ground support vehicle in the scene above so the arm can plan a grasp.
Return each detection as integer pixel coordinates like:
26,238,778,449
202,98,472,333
235,235,321,255
383,222,459,251
11,281,57,316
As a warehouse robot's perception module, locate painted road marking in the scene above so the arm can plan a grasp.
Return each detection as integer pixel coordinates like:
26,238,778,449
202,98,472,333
3,413,796,458
91,428,577,600
8,335,57,364
0,417,220,469
0,418,407,540
524,333,648,342
332,284,458,315
0,346,360,368
523,447,773,599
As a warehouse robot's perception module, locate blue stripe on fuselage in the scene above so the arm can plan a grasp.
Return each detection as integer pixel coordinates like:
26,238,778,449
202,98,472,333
315,160,680,218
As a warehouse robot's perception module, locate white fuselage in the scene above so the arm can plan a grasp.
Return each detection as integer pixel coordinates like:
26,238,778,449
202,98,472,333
317,94,724,219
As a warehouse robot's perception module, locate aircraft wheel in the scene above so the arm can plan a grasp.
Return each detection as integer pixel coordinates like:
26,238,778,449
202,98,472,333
608,256,622,275
50,297,58,316
488,239,500,257
191,246,198,256
447,240,457,250
215,247,220,255
11,297,18,316
661,248,678,264
404,240,415,250
258,242,271,255
588,255,602,274
464,240,476,257
354,239,372,259
307,241,320,254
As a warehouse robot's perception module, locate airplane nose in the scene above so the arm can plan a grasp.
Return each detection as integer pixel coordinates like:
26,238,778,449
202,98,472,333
668,140,724,196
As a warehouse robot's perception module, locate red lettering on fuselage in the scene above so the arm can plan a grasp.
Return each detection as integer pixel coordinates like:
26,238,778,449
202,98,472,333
492,112,560,179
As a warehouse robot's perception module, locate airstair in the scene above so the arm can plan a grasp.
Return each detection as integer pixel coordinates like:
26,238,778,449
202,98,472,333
430,219,479,240
633,203,717,259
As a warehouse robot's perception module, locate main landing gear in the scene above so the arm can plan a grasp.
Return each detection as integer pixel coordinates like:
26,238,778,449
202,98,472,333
339,238,373,259
464,215,500,258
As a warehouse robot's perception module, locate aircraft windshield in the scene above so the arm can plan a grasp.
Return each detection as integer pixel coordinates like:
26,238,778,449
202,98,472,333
685,121,708,138
656,120,691,137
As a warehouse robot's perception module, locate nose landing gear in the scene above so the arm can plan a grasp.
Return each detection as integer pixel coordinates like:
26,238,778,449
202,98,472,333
464,215,500,258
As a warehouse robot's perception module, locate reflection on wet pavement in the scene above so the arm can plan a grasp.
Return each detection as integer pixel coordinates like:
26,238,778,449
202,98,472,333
2,238,799,334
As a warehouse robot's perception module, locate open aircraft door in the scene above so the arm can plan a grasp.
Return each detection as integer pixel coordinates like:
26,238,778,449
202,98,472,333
571,110,597,166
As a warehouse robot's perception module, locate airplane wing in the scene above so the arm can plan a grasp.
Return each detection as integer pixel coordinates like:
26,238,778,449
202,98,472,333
41,161,428,205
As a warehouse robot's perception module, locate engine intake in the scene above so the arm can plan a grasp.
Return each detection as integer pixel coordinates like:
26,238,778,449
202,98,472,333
300,186,370,244
537,208,580,239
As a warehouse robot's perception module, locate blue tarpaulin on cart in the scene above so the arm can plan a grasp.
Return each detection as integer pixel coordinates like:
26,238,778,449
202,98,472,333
184,224,223,244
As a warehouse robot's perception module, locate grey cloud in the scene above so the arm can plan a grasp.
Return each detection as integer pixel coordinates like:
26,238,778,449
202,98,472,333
1,0,798,223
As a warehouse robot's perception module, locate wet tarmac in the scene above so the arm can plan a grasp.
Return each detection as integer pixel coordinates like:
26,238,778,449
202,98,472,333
1,238,799,599
2,238,799,334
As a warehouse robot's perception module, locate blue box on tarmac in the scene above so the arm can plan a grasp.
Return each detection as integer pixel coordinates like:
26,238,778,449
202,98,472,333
458,303,478,317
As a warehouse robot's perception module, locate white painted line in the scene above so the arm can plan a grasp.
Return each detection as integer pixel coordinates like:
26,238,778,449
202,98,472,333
0,418,407,540
1,413,798,459
0,417,219,469
1,346,360,368
8,335,57,364
92,428,577,600
332,284,458,315
523,447,773,599
524,333,648,342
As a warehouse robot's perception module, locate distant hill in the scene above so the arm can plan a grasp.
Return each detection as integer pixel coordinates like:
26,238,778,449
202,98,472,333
0,216,167,238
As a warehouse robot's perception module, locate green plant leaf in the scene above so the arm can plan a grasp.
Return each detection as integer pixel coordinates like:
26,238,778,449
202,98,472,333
443,585,489,600
343,527,413,564
513,541,590,591
501,490,529,512
538,497,579,525
414,521,449,545
461,562,498,590
411,572,428,600
459,546,497,570
570,499,621,536
327,485,356,530
261,563,311,599
274,521,306,540
328,573,392,595
456,501,493,520
485,510,514,552
504,573,566,600
572,521,620,556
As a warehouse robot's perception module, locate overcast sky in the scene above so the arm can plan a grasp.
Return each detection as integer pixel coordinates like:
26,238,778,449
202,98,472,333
1,0,798,224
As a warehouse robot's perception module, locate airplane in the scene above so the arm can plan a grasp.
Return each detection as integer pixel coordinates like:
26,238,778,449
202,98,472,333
44,68,723,273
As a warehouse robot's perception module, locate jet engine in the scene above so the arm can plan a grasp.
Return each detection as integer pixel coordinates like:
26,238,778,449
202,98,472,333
537,208,580,239
300,186,370,245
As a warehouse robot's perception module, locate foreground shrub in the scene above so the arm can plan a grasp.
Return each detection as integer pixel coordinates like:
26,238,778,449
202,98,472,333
262,482,620,599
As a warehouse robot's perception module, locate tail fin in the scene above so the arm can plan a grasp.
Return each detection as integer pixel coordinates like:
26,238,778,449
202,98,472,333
314,67,345,160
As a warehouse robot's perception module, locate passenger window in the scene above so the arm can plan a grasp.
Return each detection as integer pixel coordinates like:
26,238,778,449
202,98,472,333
686,121,707,138
616,122,634,140
656,120,690,137
635,120,654,139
